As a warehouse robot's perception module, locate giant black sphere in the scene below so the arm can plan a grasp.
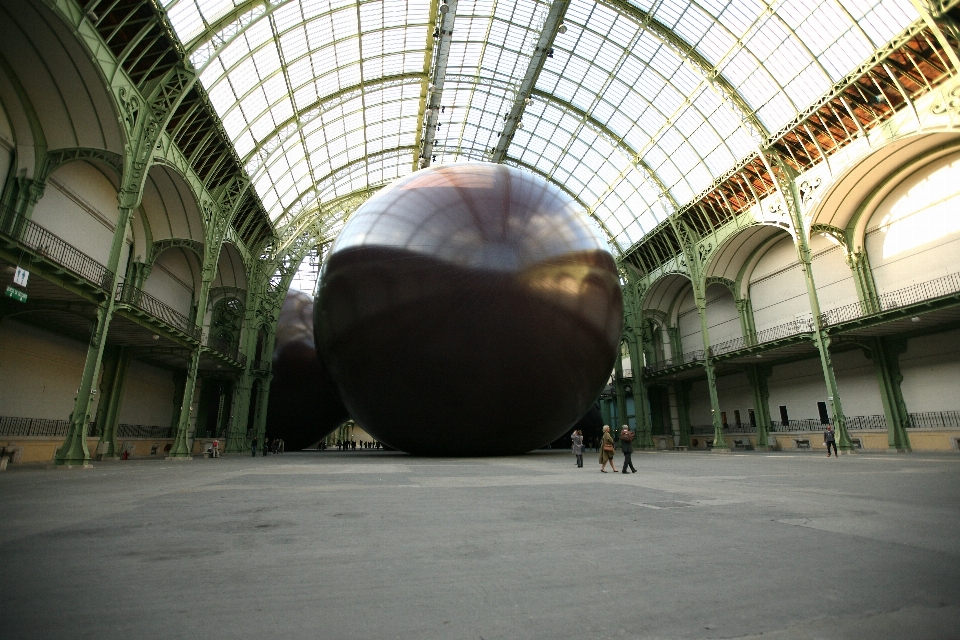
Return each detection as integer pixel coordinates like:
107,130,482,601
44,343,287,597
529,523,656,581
266,290,349,450
315,163,622,456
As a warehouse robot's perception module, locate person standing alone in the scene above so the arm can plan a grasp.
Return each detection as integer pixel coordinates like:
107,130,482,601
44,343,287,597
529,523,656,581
619,425,637,473
824,424,838,457
599,425,617,473
571,430,584,468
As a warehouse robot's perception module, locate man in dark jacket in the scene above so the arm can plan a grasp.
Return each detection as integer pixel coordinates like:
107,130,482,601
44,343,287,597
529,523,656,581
619,425,637,473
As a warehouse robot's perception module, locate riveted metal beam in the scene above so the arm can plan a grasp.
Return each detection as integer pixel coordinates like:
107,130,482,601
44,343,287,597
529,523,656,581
491,0,570,162
418,0,459,169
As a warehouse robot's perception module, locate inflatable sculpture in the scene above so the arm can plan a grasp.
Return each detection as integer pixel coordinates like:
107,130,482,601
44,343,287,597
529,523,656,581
315,163,622,455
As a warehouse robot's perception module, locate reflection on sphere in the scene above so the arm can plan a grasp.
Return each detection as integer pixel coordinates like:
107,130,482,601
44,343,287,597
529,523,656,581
316,163,622,456
266,290,349,450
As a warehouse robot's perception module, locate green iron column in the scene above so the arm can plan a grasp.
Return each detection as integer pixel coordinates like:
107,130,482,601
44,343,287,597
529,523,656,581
696,295,727,450
55,198,135,466
252,375,272,445
167,348,202,458
626,334,653,449
768,153,853,452
847,251,880,313
868,337,911,452
93,346,130,458
744,363,773,449
167,271,216,458
736,297,757,346
674,380,692,447
614,352,629,432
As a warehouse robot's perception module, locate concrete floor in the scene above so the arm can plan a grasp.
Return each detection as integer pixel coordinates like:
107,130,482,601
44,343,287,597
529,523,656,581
1,450,959,640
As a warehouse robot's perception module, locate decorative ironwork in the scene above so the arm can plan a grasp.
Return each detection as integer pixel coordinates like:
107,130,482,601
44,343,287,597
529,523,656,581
0,207,114,290
907,411,960,429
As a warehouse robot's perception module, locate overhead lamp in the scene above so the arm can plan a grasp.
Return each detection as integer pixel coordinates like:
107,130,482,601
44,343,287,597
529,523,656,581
524,96,533,105
546,48,554,58
558,23,567,34
428,83,436,93
433,28,440,38
425,108,432,117
432,155,437,162
911,316,920,322
517,120,523,129
152,334,160,341
872,93,886,104
439,0,449,14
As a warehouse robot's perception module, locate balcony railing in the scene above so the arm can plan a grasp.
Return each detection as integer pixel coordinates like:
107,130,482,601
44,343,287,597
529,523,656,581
116,424,174,438
0,207,113,290
643,350,705,375
711,318,816,357
820,272,960,327
115,282,201,340
206,336,247,366
907,411,960,429
0,416,174,438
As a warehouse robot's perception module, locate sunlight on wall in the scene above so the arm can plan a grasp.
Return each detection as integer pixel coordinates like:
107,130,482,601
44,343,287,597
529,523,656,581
879,157,960,259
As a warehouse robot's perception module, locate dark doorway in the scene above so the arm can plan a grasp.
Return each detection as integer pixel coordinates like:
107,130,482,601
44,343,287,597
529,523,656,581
779,405,789,427
721,411,728,428
818,401,830,424
748,409,756,427
734,410,741,427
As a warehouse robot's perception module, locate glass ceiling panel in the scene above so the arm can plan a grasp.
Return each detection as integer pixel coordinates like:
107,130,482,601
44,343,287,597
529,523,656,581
161,0,922,248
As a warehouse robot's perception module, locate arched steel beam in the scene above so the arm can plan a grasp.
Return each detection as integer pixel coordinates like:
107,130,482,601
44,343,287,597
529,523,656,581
490,0,570,162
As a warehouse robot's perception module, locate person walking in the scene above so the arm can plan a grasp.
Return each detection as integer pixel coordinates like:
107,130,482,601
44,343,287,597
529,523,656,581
599,425,617,473
619,425,637,473
251,436,258,457
571,430,584,468
824,424,838,457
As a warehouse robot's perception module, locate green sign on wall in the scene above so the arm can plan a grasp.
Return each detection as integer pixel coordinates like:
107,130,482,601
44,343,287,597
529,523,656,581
5,285,27,303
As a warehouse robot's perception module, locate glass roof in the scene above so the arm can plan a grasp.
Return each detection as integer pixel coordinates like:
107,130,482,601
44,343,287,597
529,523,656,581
161,0,918,252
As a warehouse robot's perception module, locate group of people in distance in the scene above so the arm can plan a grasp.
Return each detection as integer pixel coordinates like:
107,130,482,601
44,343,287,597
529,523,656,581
571,425,638,474
335,440,382,450
249,437,285,457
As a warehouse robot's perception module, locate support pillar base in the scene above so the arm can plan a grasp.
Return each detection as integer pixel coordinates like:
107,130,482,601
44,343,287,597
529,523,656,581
48,464,94,470
164,456,194,461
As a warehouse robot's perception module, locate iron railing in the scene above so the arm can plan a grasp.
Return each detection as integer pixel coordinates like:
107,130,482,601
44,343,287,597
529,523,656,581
0,416,78,437
907,411,960,428
0,207,113,290
844,414,887,430
685,412,959,436
115,282,201,340
0,417,174,438
643,350,705,375
206,337,247,366
711,318,816,357
116,424,174,438
820,272,960,327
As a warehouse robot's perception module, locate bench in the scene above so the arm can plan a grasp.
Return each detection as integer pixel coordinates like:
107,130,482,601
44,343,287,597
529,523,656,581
732,438,753,451
793,438,811,450
673,445,688,451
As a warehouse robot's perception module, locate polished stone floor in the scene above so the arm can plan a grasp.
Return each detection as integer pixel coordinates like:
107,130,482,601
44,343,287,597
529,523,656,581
1,450,959,639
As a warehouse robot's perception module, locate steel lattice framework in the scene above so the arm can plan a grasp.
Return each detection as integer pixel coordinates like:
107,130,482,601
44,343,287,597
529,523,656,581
108,0,958,264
